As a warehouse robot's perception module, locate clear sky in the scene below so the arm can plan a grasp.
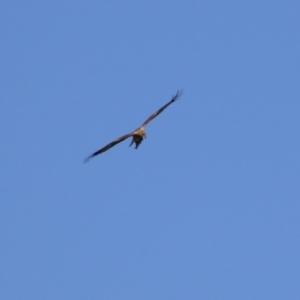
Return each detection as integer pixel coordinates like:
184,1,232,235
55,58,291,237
1,1,299,299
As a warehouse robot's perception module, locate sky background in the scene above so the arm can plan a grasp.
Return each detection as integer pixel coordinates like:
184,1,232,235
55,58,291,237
1,1,300,299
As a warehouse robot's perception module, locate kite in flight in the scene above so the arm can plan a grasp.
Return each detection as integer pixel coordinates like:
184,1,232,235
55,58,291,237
84,89,183,163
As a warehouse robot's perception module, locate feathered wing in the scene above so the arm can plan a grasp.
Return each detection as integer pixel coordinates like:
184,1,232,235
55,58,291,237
84,132,133,163
141,89,183,127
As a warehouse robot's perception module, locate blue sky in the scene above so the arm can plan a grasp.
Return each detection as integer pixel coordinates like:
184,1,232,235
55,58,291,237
1,1,299,299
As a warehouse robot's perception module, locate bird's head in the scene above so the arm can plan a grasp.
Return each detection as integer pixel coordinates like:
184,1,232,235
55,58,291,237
138,127,147,138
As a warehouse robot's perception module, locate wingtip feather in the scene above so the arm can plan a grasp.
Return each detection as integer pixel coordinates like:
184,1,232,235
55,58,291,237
83,155,93,163
173,89,184,101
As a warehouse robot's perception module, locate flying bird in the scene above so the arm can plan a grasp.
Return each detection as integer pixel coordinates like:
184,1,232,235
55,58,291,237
84,89,183,163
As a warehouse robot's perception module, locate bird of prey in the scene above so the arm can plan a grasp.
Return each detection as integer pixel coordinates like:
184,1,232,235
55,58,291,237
84,89,183,163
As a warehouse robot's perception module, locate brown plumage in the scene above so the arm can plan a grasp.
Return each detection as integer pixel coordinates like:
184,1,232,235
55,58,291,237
84,90,183,163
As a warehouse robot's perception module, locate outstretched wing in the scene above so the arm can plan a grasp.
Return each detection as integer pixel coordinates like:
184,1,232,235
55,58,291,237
84,132,133,163
142,90,183,127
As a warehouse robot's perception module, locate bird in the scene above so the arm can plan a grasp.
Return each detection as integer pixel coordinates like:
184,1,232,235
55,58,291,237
84,89,183,163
